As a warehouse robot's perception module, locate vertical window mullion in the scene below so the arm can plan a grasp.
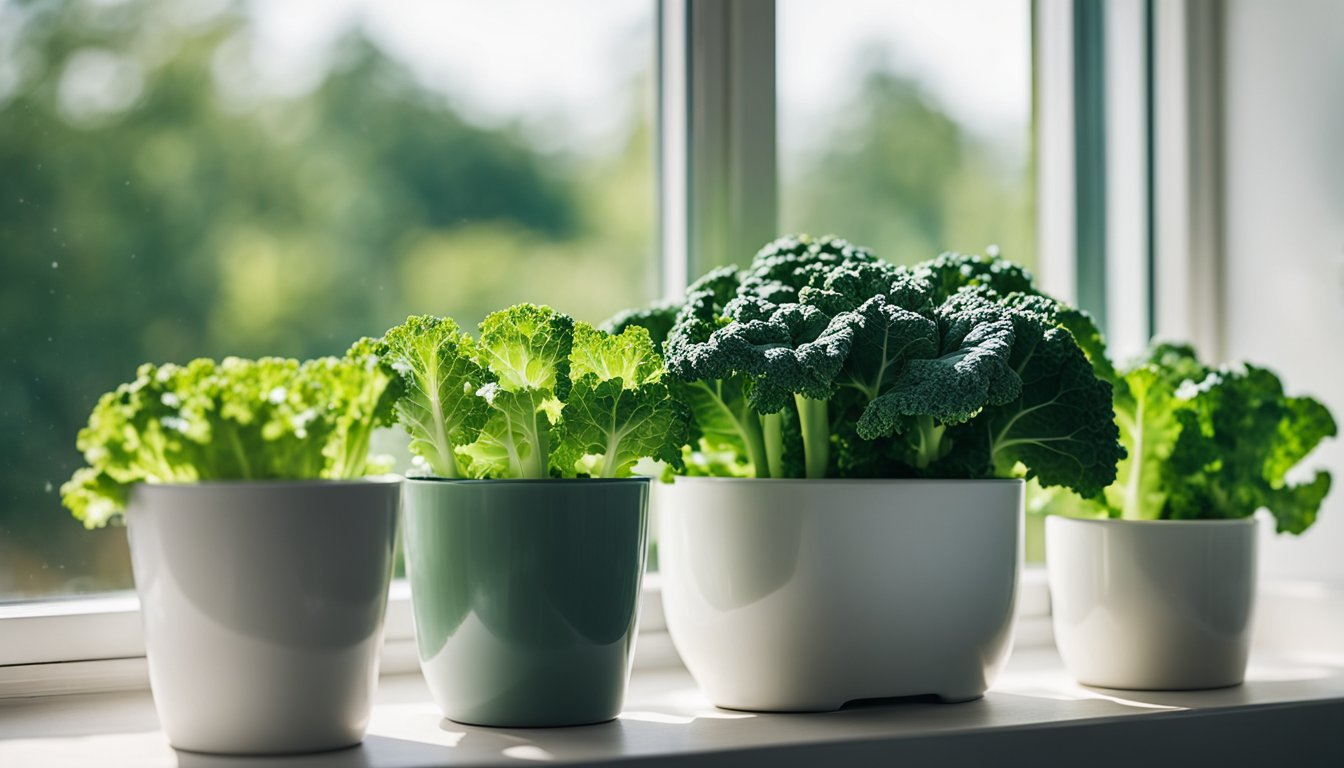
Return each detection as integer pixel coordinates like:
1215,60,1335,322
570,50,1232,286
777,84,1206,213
1073,0,1109,335
1039,0,1158,358
658,0,777,298
1035,0,1078,304
1102,0,1153,361
1152,0,1224,359
658,0,691,298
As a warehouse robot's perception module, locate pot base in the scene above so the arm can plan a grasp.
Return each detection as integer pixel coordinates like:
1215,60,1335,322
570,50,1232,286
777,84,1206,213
443,715,618,729
1078,677,1245,692
715,691,986,714
170,738,363,757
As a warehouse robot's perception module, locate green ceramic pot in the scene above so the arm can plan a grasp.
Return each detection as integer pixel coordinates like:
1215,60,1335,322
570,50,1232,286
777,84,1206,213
402,477,650,727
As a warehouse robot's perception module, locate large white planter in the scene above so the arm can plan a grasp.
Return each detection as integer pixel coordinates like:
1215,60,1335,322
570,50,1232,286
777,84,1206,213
658,478,1022,711
126,479,400,755
1046,516,1257,690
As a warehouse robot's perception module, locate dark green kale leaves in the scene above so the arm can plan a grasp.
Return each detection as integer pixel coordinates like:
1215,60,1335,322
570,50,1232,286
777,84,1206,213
614,235,1125,495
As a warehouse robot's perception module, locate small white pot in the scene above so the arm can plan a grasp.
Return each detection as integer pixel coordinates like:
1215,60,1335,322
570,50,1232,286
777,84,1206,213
658,478,1022,711
126,479,400,755
1046,516,1257,690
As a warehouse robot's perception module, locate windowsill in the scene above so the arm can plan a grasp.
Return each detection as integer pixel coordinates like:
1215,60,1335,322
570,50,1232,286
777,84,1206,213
0,571,1048,697
2,645,1343,767
5,572,1342,697
3,576,1341,766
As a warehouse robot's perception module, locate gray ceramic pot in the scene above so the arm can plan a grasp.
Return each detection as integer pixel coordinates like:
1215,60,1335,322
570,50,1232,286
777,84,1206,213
402,477,649,727
126,479,400,755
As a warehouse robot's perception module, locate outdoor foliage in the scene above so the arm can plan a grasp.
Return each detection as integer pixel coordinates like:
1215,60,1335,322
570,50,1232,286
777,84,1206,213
0,0,652,594
783,67,1035,267
1,0,1031,596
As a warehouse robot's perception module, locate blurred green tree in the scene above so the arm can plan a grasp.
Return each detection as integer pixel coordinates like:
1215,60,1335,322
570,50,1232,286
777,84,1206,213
0,0,653,596
782,66,1035,268
0,0,1029,598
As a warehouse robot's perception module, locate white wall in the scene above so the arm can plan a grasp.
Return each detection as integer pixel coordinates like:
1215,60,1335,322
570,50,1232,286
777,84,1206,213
1222,0,1344,584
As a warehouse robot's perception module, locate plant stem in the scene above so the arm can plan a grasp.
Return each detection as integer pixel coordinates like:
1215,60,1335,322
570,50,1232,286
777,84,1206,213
1121,400,1145,520
523,408,549,479
341,431,364,479
227,426,253,480
762,412,786,479
914,414,948,470
740,408,770,479
600,447,619,478
427,380,459,478
795,395,830,479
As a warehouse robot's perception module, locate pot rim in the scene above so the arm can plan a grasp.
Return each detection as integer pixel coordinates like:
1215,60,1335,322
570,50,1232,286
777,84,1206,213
131,474,403,492
1045,514,1258,528
666,476,1025,486
404,476,651,486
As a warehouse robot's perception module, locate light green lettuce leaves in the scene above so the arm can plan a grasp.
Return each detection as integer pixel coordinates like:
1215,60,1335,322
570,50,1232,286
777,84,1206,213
559,375,689,479
570,322,663,388
382,306,687,480
459,386,558,479
455,305,573,479
61,345,401,528
380,315,495,478
1162,362,1336,533
1102,343,1207,520
1065,340,1336,533
555,323,689,478
477,303,574,398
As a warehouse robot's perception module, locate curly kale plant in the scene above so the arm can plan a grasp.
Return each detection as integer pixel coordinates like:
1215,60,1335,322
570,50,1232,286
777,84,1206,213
1089,343,1335,534
609,235,1125,497
60,340,404,528
379,304,689,480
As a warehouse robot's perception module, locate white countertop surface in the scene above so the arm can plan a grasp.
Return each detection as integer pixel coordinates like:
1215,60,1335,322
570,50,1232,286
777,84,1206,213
3,646,1343,768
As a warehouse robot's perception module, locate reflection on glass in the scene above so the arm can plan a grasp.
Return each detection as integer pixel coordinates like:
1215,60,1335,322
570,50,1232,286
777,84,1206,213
778,0,1034,268
0,0,654,599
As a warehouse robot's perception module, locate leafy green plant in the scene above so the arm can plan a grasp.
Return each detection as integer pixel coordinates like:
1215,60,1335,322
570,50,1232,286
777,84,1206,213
607,235,1124,497
378,304,689,480
1077,343,1335,534
60,341,403,528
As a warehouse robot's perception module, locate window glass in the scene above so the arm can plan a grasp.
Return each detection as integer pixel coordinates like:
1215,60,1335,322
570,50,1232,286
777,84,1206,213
777,0,1035,269
0,0,655,600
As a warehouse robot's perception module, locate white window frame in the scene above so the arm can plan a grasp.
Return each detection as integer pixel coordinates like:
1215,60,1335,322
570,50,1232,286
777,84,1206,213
1150,0,1223,355
2,0,1203,697
1043,0,1222,359
0,576,676,697
659,0,777,292
1037,0,1154,356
